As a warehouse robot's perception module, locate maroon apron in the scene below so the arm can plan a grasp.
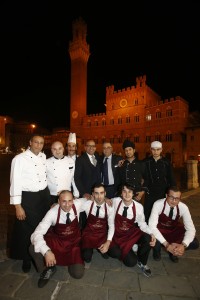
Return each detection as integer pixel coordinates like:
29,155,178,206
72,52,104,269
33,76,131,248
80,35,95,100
157,200,185,243
44,205,83,266
81,202,108,249
110,200,143,260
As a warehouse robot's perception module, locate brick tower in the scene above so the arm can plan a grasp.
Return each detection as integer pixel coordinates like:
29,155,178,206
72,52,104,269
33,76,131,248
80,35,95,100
68,17,90,131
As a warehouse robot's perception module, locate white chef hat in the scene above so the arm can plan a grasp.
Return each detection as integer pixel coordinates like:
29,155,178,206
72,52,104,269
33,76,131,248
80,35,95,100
151,141,162,148
68,133,76,144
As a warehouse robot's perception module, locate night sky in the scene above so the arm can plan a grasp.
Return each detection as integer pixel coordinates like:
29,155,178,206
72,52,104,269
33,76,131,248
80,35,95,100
1,0,200,130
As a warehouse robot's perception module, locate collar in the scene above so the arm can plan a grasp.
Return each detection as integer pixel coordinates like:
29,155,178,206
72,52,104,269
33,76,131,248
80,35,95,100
53,156,65,160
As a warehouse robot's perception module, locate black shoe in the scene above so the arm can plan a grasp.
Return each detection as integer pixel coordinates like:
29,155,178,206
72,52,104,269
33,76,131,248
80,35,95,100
22,260,31,273
153,250,161,261
169,253,179,263
38,266,56,288
101,253,109,259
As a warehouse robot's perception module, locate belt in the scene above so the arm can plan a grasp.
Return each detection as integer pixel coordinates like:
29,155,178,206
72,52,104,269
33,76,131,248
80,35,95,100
104,184,115,187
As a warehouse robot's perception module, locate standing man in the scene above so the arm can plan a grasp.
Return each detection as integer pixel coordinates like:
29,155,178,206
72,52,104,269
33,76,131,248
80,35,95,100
29,190,86,288
108,183,156,277
81,184,114,264
74,139,102,229
66,132,78,161
74,139,102,199
118,140,146,201
46,141,79,205
148,186,199,262
101,142,123,198
10,135,51,273
143,141,177,223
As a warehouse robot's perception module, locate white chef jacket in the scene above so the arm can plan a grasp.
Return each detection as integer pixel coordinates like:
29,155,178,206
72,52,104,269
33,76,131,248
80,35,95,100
46,156,79,197
148,198,196,246
31,198,86,256
10,149,48,205
82,200,115,241
112,197,153,235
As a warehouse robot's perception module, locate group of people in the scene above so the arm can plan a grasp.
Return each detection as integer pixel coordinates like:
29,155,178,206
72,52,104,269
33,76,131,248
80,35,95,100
9,133,199,288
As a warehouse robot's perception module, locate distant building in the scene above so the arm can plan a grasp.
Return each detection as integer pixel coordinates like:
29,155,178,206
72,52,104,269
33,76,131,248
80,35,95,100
69,18,191,167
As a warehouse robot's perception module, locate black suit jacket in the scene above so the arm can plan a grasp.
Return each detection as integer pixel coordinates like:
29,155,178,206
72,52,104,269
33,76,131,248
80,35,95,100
74,152,102,196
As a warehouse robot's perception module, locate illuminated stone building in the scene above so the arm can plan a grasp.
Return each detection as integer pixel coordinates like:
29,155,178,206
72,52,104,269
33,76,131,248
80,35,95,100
69,18,189,167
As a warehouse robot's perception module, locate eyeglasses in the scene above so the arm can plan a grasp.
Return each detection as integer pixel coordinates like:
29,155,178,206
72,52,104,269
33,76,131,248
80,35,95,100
167,195,181,201
103,147,112,150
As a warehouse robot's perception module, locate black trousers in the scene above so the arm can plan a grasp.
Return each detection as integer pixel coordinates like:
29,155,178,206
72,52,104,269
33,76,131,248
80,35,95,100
108,233,152,267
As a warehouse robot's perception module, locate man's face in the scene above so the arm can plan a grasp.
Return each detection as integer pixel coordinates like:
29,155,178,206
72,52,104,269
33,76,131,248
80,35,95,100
51,142,64,159
151,147,162,159
58,192,74,212
85,140,96,155
124,147,135,159
67,142,77,156
166,190,181,208
29,136,44,155
103,143,113,157
92,186,106,205
121,186,134,205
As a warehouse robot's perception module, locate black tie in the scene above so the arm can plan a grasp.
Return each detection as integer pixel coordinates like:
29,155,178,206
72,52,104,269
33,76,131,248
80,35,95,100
103,157,109,185
96,206,101,217
169,207,174,219
122,207,129,217
66,212,71,224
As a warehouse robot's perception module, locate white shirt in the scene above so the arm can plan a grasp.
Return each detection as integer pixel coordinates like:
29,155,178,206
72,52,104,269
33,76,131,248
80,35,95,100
103,155,114,185
82,200,115,241
148,198,196,246
31,198,86,256
46,156,79,198
112,197,152,235
10,149,48,205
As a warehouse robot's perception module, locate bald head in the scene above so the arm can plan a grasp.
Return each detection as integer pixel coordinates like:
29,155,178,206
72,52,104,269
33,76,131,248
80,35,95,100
51,141,64,159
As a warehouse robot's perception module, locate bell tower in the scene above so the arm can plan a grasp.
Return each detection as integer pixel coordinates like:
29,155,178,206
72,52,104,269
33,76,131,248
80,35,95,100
69,17,90,131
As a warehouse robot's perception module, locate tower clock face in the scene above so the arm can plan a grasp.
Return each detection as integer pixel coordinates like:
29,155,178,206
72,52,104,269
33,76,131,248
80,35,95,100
72,110,78,119
120,99,127,108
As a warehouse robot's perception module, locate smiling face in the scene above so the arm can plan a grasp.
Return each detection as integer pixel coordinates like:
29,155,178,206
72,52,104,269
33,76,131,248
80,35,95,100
103,142,113,158
121,185,134,206
58,190,74,212
67,142,77,157
85,140,96,155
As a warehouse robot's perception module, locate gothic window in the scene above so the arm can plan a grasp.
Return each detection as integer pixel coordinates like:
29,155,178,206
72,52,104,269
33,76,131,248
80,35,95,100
134,135,139,143
94,136,98,144
126,115,130,123
146,135,151,142
102,136,106,143
102,118,106,126
166,131,172,142
110,136,114,143
118,116,122,124
146,113,151,121
117,135,122,143
190,135,194,141
134,98,138,105
134,114,139,122
125,135,130,141
87,120,91,127
156,110,161,119
94,119,98,126
110,118,114,125
155,132,161,141
166,107,173,117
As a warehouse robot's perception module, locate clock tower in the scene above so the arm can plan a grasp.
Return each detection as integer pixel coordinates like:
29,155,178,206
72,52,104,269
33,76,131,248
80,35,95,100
69,17,90,131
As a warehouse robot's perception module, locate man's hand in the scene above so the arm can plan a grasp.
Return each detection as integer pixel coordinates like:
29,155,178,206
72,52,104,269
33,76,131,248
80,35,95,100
150,234,156,247
105,197,112,207
134,191,145,201
171,243,185,256
83,193,92,200
15,204,26,220
98,240,111,253
44,250,57,267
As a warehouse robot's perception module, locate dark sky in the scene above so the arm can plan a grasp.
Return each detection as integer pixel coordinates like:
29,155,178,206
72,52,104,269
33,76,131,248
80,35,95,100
1,0,200,130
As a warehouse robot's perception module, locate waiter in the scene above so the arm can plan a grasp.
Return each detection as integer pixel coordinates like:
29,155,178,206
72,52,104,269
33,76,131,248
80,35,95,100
81,183,114,265
10,135,51,273
30,190,86,288
148,186,199,262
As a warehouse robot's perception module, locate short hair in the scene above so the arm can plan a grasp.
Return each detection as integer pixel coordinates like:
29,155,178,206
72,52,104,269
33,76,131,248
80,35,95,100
92,183,105,192
119,183,136,196
167,186,181,194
